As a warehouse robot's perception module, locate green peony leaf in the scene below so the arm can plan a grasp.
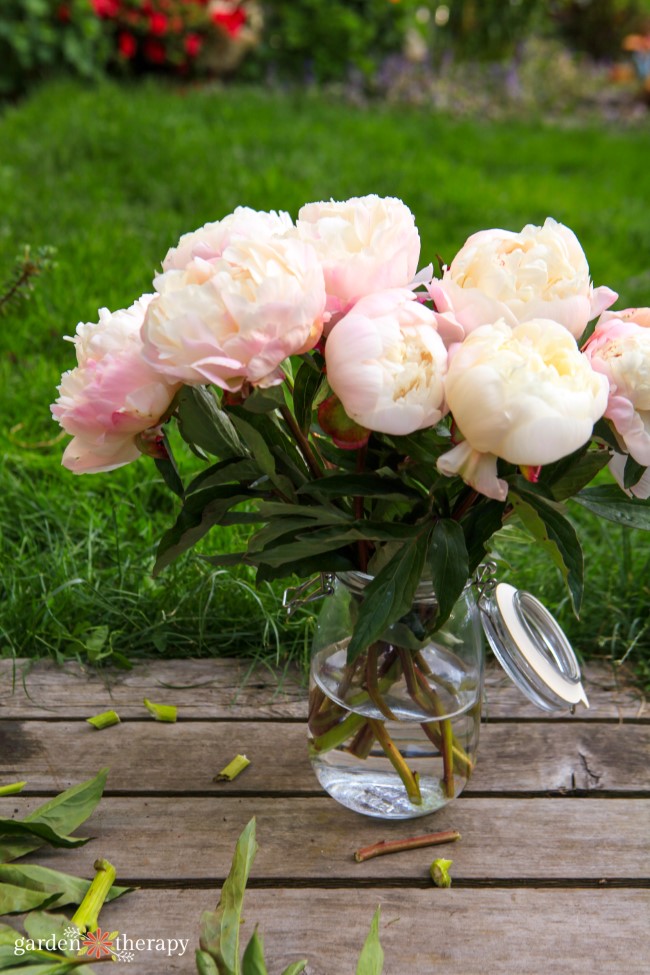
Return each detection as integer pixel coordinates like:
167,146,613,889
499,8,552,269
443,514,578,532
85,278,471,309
355,907,384,975
293,360,324,434
428,519,469,630
572,484,650,529
176,386,244,459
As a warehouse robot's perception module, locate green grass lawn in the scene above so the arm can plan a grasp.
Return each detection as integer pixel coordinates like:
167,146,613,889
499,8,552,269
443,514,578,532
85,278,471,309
1,79,649,679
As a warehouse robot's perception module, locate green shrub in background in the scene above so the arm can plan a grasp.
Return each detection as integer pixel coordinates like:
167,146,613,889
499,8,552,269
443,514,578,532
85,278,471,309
0,0,108,97
251,0,423,83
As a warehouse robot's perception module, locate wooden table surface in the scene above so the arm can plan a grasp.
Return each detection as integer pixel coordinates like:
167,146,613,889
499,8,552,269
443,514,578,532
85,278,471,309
1,657,648,974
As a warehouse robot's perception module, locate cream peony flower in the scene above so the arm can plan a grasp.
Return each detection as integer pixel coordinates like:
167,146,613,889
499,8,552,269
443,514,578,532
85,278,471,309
583,310,650,466
437,318,609,500
52,295,179,474
296,195,421,324
143,236,326,391
162,206,293,272
325,289,448,435
428,218,617,341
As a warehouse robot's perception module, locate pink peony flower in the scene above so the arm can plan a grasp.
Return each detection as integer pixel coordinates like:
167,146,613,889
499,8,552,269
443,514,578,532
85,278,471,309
438,318,609,500
428,218,617,341
583,309,650,466
296,195,421,326
143,236,326,391
325,288,448,436
52,296,179,474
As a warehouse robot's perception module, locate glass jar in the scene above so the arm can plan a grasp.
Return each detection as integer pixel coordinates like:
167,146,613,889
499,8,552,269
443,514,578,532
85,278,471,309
307,572,484,820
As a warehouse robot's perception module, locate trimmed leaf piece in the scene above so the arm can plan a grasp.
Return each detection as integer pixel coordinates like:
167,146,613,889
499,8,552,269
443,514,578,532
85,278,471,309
215,756,250,782
280,963,309,975
356,907,384,975
346,528,431,664
572,484,650,529
430,857,453,888
0,768,108,864
199,817,258,975
242,929,267,975
0,862,132,911
143,699,177,722
510,488,583,615
196,949,222,975
0,881,60,915
428,519,469,630
0,782,26,796
86,710,120,730
318,394,370,450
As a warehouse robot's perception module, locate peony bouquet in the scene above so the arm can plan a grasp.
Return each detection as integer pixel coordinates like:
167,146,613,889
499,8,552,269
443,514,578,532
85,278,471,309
52,195,650,665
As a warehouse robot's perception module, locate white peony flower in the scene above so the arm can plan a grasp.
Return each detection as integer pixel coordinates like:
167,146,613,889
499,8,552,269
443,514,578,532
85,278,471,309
325,288,448,435
428,218,617,341
437,318,609,500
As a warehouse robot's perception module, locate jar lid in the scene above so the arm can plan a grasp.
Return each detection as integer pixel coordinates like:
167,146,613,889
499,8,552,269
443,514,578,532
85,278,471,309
479,581,589,712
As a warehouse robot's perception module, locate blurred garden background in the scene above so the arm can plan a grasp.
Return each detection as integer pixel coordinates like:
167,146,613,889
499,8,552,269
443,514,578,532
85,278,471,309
1,0,650,685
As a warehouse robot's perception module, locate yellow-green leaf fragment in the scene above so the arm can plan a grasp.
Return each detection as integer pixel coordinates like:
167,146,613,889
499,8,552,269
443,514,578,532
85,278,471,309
143,698,177,722
0,782,26,796
430,858,453,888
214,755,250,782
86,710,120,730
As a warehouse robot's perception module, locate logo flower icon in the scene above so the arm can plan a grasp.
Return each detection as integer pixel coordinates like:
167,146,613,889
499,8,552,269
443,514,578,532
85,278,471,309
80,927,116,959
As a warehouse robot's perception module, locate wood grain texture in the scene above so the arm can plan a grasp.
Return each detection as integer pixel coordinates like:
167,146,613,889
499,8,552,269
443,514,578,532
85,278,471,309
6,889,648,975
1,796,647,882
0,659,644,720
2,720,648,795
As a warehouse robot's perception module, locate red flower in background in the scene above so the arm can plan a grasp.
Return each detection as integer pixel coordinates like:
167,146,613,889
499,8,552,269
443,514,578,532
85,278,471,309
185,32,202,58
149,11,169,35
212,6,246,38
92,0,120,16
118,30,137,58
57,4,71,22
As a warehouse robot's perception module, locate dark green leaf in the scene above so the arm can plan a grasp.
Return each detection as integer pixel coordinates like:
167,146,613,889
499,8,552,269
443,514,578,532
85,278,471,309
154,429,184,498
252,523,422,568
346,528,431,663
591,418,621,451
298,472,422,502
256,552,355,583
186,459,261,495
624,455,647,490
544,449,611,501
356,907,384,975
176,386,243,458
460,499,506,573
572,484,650,530
230,414,297,498
510,489,583,615
242,930,267,975
255,501,351,523
154,488,260,575
293,361,324,434
428,520,469,629
241,386,286,414
199,818,258,975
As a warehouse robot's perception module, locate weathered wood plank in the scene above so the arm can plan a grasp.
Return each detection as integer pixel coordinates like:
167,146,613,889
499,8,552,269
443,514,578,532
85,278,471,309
6,889,648,974
2,720,648,794
1,796,646,881
0,659,644,720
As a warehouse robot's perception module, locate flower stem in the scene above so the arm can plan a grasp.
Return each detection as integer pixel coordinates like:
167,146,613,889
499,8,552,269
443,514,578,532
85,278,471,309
279,403,323,479
309,711,366,754
346,720,375,759
71,858,116,934
366,643,397,720
368,719,422,805
354,828,461,863
411,664,456,797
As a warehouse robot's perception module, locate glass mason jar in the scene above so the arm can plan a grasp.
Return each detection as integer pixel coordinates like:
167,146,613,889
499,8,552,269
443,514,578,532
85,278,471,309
307,572,483,820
